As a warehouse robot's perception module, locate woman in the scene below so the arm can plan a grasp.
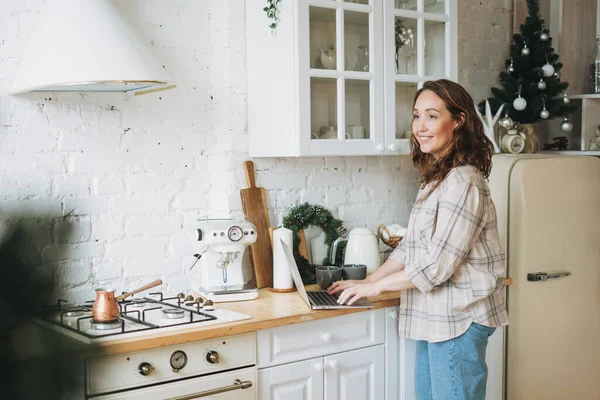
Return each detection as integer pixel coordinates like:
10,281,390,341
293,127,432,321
328,79,509,400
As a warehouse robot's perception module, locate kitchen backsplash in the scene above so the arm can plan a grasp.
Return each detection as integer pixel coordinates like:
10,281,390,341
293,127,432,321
0,0,511,300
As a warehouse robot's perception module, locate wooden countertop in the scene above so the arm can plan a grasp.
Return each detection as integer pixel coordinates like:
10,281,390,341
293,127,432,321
85,286,400,356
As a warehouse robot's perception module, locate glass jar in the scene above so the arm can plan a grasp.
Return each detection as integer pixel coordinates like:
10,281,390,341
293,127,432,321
354,45,369,72
589,37,600,94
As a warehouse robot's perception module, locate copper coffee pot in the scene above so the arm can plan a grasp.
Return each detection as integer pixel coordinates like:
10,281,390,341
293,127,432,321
92,279,163,322
92,288,120,322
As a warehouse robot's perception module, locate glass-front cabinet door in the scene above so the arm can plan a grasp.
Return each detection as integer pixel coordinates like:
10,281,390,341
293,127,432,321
383,0,457,154
298,0,385,156
245,0,456,157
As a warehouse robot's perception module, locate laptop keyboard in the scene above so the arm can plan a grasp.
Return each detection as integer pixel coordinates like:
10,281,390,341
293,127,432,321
307,291,340,306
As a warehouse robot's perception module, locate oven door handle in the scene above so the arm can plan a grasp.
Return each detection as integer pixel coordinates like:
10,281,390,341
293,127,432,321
165,379,253,400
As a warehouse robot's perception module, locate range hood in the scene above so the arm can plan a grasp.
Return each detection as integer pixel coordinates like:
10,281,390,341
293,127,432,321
10,0,175,95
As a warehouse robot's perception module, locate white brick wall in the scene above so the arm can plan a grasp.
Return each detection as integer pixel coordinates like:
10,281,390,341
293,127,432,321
0,0,512,298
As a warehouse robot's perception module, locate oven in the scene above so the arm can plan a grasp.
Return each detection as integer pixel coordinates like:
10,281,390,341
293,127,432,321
32,292,256,399
86,332,256,399
94,367,256,399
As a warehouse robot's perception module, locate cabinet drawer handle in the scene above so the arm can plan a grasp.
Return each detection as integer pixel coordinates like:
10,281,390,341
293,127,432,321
328,360,338,369
314,362,324,372
388,143,398,152
376,143,385,152
321,332,331,342
166,379,252,400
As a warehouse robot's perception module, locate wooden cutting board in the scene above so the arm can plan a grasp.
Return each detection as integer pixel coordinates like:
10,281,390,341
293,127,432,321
240,161,273,288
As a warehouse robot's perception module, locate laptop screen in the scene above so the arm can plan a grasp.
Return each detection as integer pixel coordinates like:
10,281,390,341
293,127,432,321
279,238,312,308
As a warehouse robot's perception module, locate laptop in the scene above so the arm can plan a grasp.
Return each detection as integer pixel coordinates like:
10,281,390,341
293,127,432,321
280,239,374,309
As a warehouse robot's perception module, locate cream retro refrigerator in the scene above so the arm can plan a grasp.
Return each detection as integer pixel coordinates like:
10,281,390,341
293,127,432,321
487,154,600,400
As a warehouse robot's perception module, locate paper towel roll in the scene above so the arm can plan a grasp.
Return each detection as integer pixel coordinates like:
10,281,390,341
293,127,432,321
272,227,294,290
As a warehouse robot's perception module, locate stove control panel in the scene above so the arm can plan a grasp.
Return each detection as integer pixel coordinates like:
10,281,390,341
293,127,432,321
87,332,256,396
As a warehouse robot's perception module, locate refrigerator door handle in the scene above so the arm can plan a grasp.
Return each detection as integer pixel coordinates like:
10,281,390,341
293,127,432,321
527,271,572,282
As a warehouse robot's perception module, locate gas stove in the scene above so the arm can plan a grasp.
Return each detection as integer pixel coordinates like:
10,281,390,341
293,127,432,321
34,292,252,344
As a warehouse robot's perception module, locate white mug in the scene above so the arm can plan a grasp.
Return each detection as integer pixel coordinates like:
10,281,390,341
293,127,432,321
347,125,365,139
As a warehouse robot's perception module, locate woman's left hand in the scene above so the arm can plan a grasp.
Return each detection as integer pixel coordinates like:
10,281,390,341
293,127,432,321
336,282,381,305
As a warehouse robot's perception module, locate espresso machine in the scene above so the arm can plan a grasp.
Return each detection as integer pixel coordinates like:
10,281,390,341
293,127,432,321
191,219,259,302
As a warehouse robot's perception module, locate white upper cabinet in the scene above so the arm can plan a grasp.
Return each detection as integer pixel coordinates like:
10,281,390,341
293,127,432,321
246,0,457,157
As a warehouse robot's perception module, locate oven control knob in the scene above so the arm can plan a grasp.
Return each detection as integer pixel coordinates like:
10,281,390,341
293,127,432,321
206,350,220,364
138,362,154,376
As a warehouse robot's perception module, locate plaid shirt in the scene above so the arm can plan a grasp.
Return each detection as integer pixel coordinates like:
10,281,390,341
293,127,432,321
390,165,509,343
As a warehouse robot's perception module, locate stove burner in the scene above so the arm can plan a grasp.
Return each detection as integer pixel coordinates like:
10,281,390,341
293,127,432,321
162,308,185,319
63,306,85,317
90,319,122,330
130,298,148,308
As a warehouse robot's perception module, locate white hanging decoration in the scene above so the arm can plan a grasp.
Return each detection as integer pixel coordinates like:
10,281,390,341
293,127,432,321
507,57,515,73
513,84,527,111
563,93,570,104
542,63,555,77
537,78,546,90
540,99,549,119
560,117,573,132
540,24,549,41
500,112,514,129
521,43,530,56
475,100,504,153
542,55,554,77
513,96,527,111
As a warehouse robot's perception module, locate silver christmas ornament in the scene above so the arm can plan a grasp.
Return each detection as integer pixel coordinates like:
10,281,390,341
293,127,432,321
508,65,515,73
540,108,549,119
554,71,560,78
513,95,527,111
521,44,530,56
540,32,549,41
563,93,570,104
560,118,573,132
500,115,514,129
537,79,546,90
542,63,555,77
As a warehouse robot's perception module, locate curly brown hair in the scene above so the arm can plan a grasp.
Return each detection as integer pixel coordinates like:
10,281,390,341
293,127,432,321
410,79,493,187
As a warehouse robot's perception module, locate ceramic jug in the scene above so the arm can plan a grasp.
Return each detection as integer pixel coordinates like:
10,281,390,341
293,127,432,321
330,228,380,275
320,45,336,70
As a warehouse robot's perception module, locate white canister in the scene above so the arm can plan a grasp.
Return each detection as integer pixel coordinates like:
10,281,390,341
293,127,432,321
272,227,294,290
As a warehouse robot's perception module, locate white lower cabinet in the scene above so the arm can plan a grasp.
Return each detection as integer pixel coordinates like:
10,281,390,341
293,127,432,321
258,345,384,400
257,308,396,400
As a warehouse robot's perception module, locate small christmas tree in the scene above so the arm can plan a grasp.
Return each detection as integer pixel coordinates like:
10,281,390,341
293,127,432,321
480,0,577,125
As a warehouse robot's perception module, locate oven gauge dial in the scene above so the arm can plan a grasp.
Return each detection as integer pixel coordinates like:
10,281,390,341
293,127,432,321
170,350,188,372
227,225,243,242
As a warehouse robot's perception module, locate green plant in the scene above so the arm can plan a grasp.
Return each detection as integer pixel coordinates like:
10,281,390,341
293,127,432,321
480,0,577,123
264,0,282,31
282,203,346,284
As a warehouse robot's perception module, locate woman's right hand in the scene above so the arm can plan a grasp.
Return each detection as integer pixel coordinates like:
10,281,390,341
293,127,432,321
327,279,365,295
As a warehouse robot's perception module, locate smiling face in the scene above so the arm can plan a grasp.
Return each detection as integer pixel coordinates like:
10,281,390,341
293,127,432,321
412,90,457,159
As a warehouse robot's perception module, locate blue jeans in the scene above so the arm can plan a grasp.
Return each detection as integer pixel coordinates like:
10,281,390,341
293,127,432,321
415,323,496,400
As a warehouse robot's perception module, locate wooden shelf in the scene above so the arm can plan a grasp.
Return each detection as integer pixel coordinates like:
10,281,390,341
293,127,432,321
539,150,600,156
569,94,600,99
